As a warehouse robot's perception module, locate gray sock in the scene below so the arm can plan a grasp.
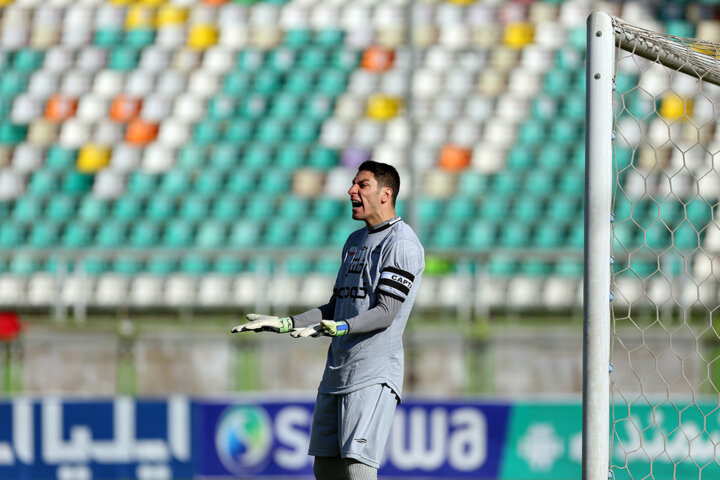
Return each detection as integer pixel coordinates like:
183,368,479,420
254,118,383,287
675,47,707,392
346,459,378,480
313,456,347,480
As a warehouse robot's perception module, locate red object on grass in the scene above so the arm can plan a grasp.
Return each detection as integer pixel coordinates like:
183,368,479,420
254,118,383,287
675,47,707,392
0,312,21,341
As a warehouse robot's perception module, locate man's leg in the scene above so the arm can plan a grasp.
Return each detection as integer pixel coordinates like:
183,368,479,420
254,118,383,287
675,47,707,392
313,456,347,480
346,459,377,480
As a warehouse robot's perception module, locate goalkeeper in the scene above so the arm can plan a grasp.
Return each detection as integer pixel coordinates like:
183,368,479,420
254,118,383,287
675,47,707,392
232,161,424,480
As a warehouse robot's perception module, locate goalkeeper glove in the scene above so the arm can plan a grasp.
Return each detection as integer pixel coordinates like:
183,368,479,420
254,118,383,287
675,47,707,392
291,320,349,338
231,314,294,334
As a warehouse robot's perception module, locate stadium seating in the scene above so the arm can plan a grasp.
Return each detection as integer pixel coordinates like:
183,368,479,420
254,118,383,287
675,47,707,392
0,0,715,311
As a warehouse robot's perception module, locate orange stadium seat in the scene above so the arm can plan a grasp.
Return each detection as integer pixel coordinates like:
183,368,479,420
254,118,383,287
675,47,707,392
126,118,159,145
45,95,78,122
110,95,142,122
361,45,395,72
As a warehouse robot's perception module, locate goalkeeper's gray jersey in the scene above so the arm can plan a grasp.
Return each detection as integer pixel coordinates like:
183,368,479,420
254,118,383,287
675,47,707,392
319,216,424,400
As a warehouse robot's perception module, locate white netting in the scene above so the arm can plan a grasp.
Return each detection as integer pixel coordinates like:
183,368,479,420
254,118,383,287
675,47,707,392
610,15,720,480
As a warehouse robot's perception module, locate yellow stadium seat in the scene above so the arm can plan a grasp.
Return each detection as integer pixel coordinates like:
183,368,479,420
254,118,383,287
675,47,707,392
77,144,112,173
126,6,156,30
188,24,219,50
447,0,476,5
366,94,402,121
503,22,535,49
660,94,689,121
157,5,188,28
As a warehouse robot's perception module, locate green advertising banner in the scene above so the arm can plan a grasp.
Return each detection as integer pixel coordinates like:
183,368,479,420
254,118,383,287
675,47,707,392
499,400,720,480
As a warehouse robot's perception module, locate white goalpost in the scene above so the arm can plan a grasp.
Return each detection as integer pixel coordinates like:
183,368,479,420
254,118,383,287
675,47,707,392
585,10,720,480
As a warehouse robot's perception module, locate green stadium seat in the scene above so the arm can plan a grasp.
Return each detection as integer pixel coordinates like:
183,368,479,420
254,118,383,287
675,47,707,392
445,196,476,222
270,92,301,119
490,172,521,194
125,29,156,48
315,254,341,274
285,70,315,94
686,198,712,228
550,118,581,145
499,223,531,248
46,194,77,222
96,220,126,247
465,221,497,249
13,197,43,224
212,194,241,222
159,169,191,196
507,147,534,170
308,146,338,169
162,219,194,248
533,223,566,249
418,198,444,222
224,118,254,143
298,47,328,70
487,255,518,276
304,94,334,121
178,145,209,171
193,119,223,144
242,144,271,170
243,195,276,220
555,259,583,276
146,194,176,222
10,254,38,275
665,20,694,38
194,170,225,196
178,195,209,222
558,170,584,195
13,49,44,72
228,219,261,248
147,255,177,275
129,220,160,248
456,171,487,197
29,222,59,248
180,254,211,275
0,122,27,144
295,219,328,248
290,120,319,143
547,195,581,222
517,119,546,146
224,169,254,196
673,221,699,251
312,198,344,222
94,29,123,47
278,196,310,219
285,254,312,275
109,46,140,71
196,220,227,248
237,49,265,71
0,71,29,97
0,222,24,247
257,171,291,194
78,197,109,224
315,30,344,47
127,171,158,197
613,222,638,251
240,93,269,119
284,29,312,47
252,70,282,95
524,170,555,196
520,259,552,275
79,255,109,275
316,69,348,96
544,70,573,96
429,224,462,249
331,48,361,72
267,46,297,73
28,170,59,195
213,254,243,275
62,222,93,248
330,219,358,245
208,95,237,121
264,219,295,247
538,145,570,171
46,146,78,170
481,196,511,221
112,196,143,221
223,71,253,96
276,143,306,170
113,254,143,275
256,118,286,143
512,197,543,222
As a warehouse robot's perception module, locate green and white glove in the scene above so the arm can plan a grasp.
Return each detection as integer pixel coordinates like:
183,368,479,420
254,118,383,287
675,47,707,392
290,320,349,338
231,314,294,334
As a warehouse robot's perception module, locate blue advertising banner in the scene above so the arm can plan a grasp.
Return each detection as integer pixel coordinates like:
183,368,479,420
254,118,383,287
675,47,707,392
0,397,193,480
195,398,511,478
0,396,511,479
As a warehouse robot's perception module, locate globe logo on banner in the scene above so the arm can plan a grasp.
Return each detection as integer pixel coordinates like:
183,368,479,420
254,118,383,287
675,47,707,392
215,405,273,474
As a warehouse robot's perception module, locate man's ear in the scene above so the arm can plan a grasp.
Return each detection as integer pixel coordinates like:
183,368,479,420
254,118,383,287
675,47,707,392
381,186,393,204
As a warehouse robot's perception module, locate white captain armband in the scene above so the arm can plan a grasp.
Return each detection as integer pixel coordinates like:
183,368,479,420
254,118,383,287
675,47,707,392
378,266,415,302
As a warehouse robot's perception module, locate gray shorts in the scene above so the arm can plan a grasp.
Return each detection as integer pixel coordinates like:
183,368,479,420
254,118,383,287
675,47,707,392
308,384,399,469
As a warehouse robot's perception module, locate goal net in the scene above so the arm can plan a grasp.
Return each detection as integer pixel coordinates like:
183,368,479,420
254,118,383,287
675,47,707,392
591,12,720,480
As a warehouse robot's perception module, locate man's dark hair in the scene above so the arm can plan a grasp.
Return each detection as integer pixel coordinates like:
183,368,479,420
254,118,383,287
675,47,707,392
357,160,400,205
